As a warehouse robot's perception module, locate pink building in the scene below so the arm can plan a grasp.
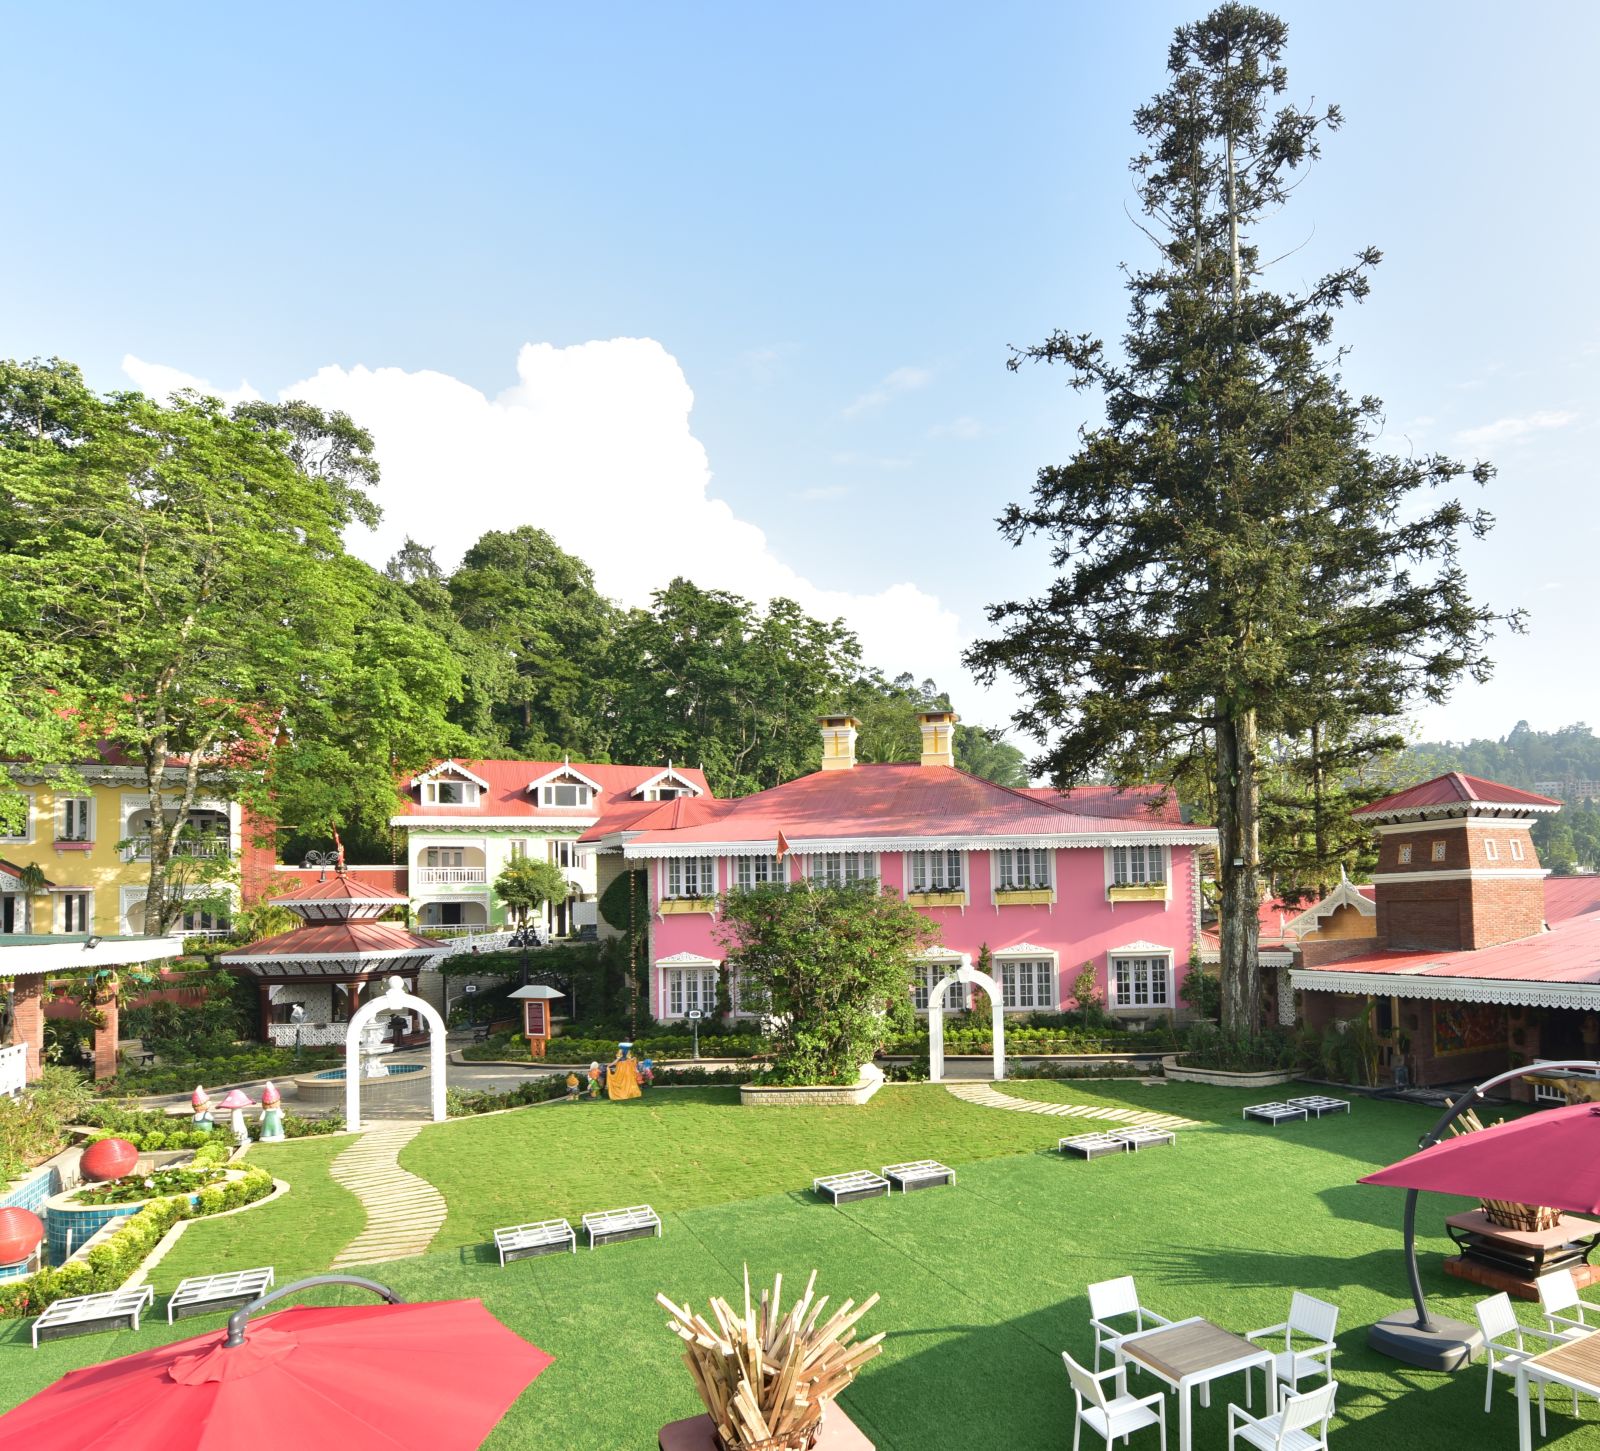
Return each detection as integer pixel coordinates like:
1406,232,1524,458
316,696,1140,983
587,713,1216,1024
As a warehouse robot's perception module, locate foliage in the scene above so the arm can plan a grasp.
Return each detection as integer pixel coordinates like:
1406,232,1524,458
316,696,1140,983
0,1065,94,1179
96,1045,339,1096
1069,962,1107,1025
1008,1059,1154,1081
493,855,570,927
229,900,303,943
70,1165,229,1205
715,881,938,1084
1402,720,1600,792
445,1065,751,1117
120,970,252,1059
1177,1022,1300,1072
884,1023,1178,1056
964,8,1511,1036
1177,955,1222,1022
464,1031,769,1062
283,1112,344,1137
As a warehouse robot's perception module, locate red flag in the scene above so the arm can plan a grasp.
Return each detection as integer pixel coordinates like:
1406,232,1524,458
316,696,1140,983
774,831,790,861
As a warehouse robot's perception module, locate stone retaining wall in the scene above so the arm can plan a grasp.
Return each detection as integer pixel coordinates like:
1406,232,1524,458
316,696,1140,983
739,1064,884,1107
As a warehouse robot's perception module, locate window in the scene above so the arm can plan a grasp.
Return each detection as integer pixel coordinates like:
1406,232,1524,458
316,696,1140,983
541,783,592,808
726,968,769,1016
1510,839,1525,862
1397,843,1413,865
994,848,1051,891
734,855,779,889
654,787,683,801
58,798,92,842
1110,956,1169,1009
1431,841,1447,862
664,857,715,899
425,847,465,868
552,840,587,870
911,961,966,1013
804,853,878,887
424,779,477,806
509,839,528,859
906,849,963,893
1484,839,1499,861
999,957,1055,1010
269,1000,308,1025
0,791,31,843
666,965,719,1016
60,892,92,932
178,906,230,936
1110,844,1166,887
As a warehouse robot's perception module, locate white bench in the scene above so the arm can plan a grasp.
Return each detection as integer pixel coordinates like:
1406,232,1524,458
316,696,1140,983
1058,1132,1131,1160
882,1160,955,1192
813,1170,890,1204
582,1205,661,1248
1108,1126,1177,1151
32,1286,155,1348
167,1266,275,1322
1243,1102,1309,1126
494,1219,576,1265
1286,1095,1351,1118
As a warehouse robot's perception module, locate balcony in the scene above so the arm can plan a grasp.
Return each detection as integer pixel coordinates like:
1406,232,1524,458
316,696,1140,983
416,866,487,885
122,834,232,863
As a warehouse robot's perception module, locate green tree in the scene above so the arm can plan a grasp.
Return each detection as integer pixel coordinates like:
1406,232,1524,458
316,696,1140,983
493,855,570,929
966,7,1512,1033
714,881,938,1084
954,724,1029,787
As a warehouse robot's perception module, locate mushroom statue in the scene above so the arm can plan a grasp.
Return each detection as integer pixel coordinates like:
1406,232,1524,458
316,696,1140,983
258,1082,285,1142
218,1089,254,1147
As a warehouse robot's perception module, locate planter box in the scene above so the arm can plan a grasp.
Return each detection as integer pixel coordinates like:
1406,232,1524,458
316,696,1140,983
741,1066,884,1108
904,891,967,908
1107,883,1169,903
660,1405,874,1450
994,888,1054,906
1161,1055,1297,1088
659,899,715,915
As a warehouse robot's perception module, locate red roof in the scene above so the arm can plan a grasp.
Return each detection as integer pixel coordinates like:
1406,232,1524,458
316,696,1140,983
1353,772,1561,817
220,921,439,961
394,759,712,829
268,872,407,905
1013,784,1186,824
1545,876,1600,926
1295,911,1600,988
598,764,1209,847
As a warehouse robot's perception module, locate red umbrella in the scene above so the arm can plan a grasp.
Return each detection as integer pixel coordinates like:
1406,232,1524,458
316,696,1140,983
0,1281,552,1451
1359,1101,1600,1213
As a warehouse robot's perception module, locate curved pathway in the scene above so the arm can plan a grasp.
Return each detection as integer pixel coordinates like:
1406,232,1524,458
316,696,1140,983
328,1122,448,1269
944,1080,1199,1131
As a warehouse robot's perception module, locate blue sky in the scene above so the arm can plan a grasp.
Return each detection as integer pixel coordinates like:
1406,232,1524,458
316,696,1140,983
5,2,1596,747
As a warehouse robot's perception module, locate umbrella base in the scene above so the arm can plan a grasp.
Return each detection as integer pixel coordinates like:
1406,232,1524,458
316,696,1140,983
1367,1311,1483,1371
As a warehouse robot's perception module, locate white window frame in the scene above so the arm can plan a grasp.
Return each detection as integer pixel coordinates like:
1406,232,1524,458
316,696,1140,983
552,839,586,869
1109,843,1167,887
424,846,466,868
664,856,716,900
905,849,964,893
911,959,965,1013
0,790,32,844
424,780,479,807
539,782,592,808
58,890,94,933
1109,953,1173,1010
509,839,528,859
1510,838,1525,862
734,855,780,889
58,796,94,843
664,964,720,1017
1484,838,1499,862
803,852,879,888
993,847,1052,891
997,955,1057,1010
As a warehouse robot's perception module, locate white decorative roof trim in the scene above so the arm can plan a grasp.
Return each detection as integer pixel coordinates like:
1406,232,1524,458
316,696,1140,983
222,946,441,965
1355,800,1560,822
526,764,605,794
409,759,491,790
654,950,721,968
622,828,1216,859
1371,868,1549,884
391,816,598,828
992,942,1056,957
1200,945,1294,967
1371,818,1538,836
1109,939,1172,956
633,767,704,798
1290,968,1600,1011
1285,880,1376,933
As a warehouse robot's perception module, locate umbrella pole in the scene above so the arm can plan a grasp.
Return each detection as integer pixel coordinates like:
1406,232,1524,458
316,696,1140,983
225,1274,404,1348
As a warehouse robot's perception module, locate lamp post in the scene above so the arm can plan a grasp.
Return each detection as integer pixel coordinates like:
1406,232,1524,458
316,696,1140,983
289,1003,305,1060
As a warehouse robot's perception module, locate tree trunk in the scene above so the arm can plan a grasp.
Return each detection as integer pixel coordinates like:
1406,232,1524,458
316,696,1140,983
1215,711,1263,1036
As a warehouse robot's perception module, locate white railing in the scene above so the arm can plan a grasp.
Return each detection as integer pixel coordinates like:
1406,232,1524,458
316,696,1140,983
122,835,232,862
416,867,487,885
0,1042,26,1097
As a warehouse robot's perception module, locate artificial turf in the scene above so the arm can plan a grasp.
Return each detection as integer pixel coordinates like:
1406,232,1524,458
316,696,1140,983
0,1081,1591,1449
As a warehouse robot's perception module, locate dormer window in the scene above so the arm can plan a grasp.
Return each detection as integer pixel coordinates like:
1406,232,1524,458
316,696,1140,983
633,767,702,802
541,783,592,808
423,780,478,807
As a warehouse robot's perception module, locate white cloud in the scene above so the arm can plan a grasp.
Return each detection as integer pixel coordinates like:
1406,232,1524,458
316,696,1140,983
842,364,932,419
796,484,850,501
120,340,977,707
929,415,984,441
1457,409,1578,448
123,354,261,408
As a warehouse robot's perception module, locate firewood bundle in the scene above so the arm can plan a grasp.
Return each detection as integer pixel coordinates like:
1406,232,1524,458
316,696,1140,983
657,1267,884,1450
1451,1108,1563,1231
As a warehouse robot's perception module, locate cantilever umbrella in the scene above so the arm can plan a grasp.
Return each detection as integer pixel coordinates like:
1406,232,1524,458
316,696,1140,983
0,1277,553,1451
1359,1100,1600,1214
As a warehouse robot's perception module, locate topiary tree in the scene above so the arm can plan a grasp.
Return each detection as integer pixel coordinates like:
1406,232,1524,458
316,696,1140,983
715,881,938,1085
493,856,569,931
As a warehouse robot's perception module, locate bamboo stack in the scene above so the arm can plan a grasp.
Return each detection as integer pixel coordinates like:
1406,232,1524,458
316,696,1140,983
1449,1108,1563,1231
657,1267,884,1450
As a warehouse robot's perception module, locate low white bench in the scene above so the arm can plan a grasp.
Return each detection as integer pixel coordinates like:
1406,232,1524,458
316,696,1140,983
1058,1132,1131,1160
882,1160,955,1192
582,1205,661,1248
1243,1102,1309,1126
167,1266,275,1322
1108,1126,1176,1151
813,1170,890,1204
1286,1095,1351,1118
32,1286,155,1348
494,1219,576,1265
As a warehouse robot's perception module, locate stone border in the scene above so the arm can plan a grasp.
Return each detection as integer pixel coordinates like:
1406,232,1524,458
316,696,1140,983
740,1065,885,1107
1160,1056,1299,1088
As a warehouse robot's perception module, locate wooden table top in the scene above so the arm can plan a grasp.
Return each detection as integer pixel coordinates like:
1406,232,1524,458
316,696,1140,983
1530,1331,1600,1389
1122,1319,1264,1380
1444,1210,1600,1249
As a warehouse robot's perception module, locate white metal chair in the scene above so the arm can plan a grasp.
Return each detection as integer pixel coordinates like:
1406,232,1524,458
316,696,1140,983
1063,1349,1167,1451
1244,1292,1339,1393
1087,1275,1174,1371
1227,1380,1337,1450
1474,1292,1571,1432
1537,1268,1600,1337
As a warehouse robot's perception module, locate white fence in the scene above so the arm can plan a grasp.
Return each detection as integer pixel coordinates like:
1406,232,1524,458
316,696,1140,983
0,1042,26,1097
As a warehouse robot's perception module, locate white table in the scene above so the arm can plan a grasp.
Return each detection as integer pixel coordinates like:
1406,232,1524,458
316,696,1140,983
1516,1329,1600,1451
1119,1315,1277,1451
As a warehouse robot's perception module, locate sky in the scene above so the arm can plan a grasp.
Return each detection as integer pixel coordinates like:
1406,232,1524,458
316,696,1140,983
5,2,1597,751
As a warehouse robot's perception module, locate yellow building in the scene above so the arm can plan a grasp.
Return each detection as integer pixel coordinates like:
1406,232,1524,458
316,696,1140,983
0,762,240,939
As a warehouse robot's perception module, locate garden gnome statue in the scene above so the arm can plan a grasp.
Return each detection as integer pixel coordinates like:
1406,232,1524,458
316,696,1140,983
258,1082,285,1142
191,1085,214,1130
586,1060,602,1099
565,1072,580,1102
638,1057,654,1089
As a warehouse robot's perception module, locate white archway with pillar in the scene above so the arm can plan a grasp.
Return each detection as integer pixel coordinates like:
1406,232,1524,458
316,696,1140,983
345,975,448,1129
926,953,1006,1083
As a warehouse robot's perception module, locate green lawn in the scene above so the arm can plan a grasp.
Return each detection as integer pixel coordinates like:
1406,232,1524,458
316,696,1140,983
1,1082,1591,1450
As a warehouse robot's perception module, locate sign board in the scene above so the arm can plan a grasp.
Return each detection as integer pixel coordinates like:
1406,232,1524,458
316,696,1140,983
686,1009,704,1020
464,983,478,995
524,1000,549,1037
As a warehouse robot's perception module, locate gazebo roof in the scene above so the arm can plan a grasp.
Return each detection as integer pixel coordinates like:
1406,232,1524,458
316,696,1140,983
270,870,409,923
221,921,441,972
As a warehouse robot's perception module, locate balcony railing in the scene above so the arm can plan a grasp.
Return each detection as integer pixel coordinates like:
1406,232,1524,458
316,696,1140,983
122,834,232,862
416,866,487,885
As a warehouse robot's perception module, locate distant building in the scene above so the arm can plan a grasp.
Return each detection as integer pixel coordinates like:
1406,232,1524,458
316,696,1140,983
1533,779,1600,803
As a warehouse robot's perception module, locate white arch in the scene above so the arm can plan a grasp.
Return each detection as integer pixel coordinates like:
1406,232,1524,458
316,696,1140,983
345,976,448,1130
927,955,1005,1083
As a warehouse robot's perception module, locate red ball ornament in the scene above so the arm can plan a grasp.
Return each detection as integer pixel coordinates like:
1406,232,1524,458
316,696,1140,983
80,1136,140,1182
0,1207,44,1266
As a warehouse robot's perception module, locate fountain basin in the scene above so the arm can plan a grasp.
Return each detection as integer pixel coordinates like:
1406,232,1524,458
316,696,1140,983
292,1059,430,1107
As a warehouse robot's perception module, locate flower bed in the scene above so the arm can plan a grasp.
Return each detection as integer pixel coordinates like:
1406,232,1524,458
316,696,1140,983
445,1065,751,1117
69,1166,227,1206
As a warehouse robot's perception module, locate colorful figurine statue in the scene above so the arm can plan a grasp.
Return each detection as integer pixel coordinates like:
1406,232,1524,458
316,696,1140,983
607,1043,641,1100
258,1081,285,1142
565,1072,580,1102
218,1089,254,1147
586,1060,602,1099
638,1057,654,1089
191,1085,214,1131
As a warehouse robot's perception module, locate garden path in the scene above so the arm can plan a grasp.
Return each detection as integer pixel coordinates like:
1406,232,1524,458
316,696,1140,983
944,1080,1200,1130
327,1123,447,1269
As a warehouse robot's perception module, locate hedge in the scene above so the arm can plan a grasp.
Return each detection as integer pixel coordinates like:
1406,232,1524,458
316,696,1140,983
881,1024,1179,1055
465,1031,770,1062
445,1065,753,1117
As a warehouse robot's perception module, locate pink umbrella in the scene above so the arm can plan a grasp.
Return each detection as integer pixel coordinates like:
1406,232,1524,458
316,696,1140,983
1359,1101,1600,1212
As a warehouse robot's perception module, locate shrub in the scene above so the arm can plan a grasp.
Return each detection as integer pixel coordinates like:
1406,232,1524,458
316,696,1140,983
98,1045,340,1096
0,1065,94,1180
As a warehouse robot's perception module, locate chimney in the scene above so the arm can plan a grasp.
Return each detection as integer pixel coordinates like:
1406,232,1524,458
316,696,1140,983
818,715,860,771
918,710,958,769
